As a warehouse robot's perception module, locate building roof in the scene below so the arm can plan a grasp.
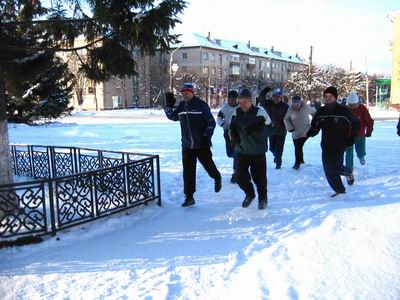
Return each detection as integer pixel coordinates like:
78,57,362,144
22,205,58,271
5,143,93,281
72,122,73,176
172,32,306,64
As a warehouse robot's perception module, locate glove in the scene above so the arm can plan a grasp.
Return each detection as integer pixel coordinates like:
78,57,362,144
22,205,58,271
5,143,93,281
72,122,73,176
366,132,372,137
230,134,240,147
165,92,176,107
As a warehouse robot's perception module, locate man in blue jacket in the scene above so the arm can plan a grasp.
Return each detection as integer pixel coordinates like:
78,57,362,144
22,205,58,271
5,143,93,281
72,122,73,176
164,83,221,207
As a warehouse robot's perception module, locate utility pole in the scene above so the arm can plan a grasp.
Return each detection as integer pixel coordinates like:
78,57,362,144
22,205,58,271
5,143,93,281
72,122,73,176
308,46,313,101
365,55,369,107
308,46,313,84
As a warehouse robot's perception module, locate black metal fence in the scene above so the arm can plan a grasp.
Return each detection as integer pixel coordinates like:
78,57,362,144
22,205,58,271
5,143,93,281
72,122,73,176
0,145,161,242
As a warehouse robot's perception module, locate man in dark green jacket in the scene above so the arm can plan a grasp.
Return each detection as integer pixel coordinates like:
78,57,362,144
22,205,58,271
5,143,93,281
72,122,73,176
229,88,273,209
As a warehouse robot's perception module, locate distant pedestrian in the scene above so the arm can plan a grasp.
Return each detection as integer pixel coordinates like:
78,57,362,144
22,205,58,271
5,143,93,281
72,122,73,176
397,115,400,136
261,88,289,169
307,86,360,197
229,88,273,209
345,92,374,184
284,95,316,170
164,83,222,207
217,90,239,183
256,87,271,107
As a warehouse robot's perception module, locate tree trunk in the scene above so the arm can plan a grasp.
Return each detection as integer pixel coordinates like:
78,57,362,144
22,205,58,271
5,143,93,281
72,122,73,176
0,72,17,218
0,73,13,186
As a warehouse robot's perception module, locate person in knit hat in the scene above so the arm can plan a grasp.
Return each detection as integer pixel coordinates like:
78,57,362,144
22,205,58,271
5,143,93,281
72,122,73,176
344,91,374,184
229,88,273,209
284,95,316,170
164,83,221,207
307,86,360,197
217,90,239,183
260,88,289,169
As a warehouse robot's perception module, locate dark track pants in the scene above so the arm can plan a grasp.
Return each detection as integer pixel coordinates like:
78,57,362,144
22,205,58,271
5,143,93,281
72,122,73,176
235,153,267,200
223,130,236,171
182,147,221,197
269,134,286,164
293,137,307,164
322,151,352,193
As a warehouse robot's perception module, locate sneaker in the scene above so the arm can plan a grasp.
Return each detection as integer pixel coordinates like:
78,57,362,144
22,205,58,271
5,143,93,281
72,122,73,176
359,158,365,165
347,174,354,186
292,163,300,170
214,176,222,192
181,196,195,207
241,195,255,208
331,191,346,198
230,174,236,184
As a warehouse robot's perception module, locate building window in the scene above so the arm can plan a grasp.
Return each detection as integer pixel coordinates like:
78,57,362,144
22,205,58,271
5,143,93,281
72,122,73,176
212,53,216,61
182,52,188,60
219,54,223,65
203,52,209,60
267,61,271,68
212,67,216,75
267,73,270,78
258,60,262,70
87,80,95,94
203,66,209,74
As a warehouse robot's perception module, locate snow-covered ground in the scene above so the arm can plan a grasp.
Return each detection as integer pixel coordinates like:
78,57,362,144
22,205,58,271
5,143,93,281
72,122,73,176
1,110,400,299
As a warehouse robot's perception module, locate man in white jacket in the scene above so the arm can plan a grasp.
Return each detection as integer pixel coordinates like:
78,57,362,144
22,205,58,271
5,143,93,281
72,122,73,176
284,95,316,170
217,90,239,183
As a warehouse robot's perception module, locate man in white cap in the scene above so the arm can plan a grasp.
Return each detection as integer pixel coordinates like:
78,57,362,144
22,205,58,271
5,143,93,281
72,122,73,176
164,83,222,207
345,91,374,184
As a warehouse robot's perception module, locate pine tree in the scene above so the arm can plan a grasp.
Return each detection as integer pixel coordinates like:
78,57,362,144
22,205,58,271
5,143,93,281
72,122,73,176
0,0,186,185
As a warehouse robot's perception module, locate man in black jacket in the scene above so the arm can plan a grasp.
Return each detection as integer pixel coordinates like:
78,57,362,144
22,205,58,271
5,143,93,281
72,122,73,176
230,88,273,209
164,83,221,207
307,86,360,197
261,89,289,169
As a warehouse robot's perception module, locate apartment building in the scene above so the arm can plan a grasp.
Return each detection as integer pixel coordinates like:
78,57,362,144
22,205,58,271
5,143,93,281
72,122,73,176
156,32,307,106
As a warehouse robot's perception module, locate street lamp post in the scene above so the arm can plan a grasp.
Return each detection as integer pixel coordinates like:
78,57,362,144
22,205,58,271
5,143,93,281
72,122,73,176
169,44,184,90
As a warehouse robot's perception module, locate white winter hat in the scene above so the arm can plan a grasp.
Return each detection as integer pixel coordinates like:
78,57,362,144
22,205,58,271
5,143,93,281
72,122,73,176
347,91,359,104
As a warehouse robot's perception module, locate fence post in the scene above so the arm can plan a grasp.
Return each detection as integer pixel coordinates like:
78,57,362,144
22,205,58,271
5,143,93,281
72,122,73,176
48,180,57,236
156,155,161,206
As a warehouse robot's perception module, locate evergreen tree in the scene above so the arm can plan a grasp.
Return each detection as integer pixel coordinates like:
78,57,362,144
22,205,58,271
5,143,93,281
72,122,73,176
0,0,186,185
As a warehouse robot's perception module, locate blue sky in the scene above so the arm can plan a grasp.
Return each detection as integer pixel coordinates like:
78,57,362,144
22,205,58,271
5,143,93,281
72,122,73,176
174,0,399,75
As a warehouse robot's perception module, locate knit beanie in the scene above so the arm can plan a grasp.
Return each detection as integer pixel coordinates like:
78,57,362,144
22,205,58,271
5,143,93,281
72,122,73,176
347,91,359,104
323,86,338,99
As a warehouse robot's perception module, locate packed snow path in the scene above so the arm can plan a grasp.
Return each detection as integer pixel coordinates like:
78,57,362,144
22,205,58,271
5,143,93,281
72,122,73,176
1,113,400,299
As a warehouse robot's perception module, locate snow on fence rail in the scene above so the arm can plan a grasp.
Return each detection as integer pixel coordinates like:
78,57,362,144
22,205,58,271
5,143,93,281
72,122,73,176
0,145,161,243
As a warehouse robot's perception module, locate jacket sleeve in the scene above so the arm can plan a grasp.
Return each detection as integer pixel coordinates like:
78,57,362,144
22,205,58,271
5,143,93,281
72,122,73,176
307,110,321,137
363,106,374,136
217,109,225,127
397,116,400,136
202,103,216,139
283,108,294,132
163,102,182,121
347,108,360,137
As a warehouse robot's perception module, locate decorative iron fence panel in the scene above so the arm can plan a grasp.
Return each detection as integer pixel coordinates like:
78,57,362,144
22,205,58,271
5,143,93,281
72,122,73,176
0,181,49,237
0,145,161,243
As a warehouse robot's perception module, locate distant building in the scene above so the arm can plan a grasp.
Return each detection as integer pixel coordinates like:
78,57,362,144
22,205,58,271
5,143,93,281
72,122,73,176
389,11,400,109
152,32,307,106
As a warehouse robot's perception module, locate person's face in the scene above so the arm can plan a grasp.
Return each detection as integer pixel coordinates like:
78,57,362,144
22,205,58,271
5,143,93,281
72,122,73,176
182,91,194,101
272,95,282,104
292,101,301,110
323,93,337,104
239,98,252,112
349,103,359,110
228,97,238,106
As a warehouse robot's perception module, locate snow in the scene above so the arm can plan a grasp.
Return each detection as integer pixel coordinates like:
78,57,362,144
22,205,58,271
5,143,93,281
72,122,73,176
1,110,400,299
